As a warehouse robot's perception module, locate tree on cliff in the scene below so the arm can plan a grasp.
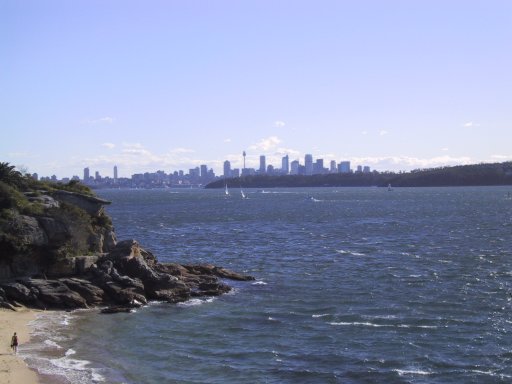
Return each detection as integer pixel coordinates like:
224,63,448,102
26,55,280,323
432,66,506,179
0,162,24,188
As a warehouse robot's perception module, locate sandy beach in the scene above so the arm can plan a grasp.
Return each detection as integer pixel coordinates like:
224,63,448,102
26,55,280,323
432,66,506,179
0,308,39,384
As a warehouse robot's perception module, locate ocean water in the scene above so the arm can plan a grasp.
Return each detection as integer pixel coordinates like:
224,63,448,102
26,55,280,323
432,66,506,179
20,187,512,383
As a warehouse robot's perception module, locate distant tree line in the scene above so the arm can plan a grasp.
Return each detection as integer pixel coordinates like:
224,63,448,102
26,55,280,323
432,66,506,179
205,161,512,189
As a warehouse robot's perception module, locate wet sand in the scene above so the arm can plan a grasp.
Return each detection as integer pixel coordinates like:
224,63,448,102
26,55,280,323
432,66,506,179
0,308,39,384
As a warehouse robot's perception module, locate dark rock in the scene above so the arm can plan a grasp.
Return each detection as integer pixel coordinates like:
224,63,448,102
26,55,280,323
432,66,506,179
108,239,141,261
149,287,190,303
0,282,38,304
197,281,231,296
100,303,140,314
38,217,69,244
9,254,43,278
11,215,48,247
213,266,256,281
59,278,105,305
101,281,147,305
25,279,88,309
156,263,187,277
99,260,114,274
46,255,100,278
182,264,255,281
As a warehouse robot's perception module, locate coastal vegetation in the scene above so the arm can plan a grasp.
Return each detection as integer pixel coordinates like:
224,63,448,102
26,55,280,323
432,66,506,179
0,162,113,262
206,161,512,189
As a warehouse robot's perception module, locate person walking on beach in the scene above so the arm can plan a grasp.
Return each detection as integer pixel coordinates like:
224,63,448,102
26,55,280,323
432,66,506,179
11,332,18,354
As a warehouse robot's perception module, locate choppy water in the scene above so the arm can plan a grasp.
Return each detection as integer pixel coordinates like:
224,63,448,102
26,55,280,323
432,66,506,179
21,187,512,383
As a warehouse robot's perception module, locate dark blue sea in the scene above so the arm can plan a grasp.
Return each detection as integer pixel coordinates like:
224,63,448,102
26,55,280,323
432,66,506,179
21,187,512,383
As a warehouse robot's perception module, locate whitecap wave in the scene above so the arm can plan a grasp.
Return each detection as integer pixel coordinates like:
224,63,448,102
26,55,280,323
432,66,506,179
335,249,365,256
252,281,267,286
395,369,432,376
44,339,62,349
178,297,215,307
329,322,438,329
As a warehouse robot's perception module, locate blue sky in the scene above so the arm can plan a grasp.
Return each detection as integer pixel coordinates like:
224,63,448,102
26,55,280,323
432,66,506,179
1,0,511,178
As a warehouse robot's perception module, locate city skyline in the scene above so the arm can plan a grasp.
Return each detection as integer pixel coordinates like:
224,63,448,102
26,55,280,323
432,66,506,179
2,1,511,178
42,151,361,182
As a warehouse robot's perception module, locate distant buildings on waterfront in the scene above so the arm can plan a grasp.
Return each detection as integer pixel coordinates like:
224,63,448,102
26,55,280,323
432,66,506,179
33,151,372,188
78,164,217,188
222,153,367,178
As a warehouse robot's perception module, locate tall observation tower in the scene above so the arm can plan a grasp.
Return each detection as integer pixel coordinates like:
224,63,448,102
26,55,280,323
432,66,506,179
243,151,246,171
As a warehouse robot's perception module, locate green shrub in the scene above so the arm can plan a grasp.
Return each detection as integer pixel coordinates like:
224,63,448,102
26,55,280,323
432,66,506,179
0,181,30,210
92,212,113,229
49,180,94,196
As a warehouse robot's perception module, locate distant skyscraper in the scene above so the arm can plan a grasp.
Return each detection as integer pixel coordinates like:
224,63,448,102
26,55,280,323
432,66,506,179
314,159,324,174
338,161,351,173
113,165,118,182
259,155,266,173
282,155,289,174
83,167,90,181
200,164,207,178
223,160,231,178
189,167,200,178
357,165,363,173
363,166,371,173
305,154,313,175
95,171,101,181
290,160,300,175
330,160,337,173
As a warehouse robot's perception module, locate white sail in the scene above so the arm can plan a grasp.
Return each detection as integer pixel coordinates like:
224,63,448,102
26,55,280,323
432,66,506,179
225,184,229,195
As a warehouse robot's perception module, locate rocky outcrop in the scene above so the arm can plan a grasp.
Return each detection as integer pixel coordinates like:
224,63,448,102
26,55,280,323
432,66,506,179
52,190,111,216
0,240,254,312
24,193,60,209
11,215,49,247
1,181,253,313
0,189,117,279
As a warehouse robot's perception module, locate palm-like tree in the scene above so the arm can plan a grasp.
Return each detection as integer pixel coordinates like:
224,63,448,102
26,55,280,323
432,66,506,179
0,162,23,187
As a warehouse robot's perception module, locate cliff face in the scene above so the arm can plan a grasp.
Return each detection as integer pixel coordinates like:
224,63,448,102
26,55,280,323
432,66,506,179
0,189,116,279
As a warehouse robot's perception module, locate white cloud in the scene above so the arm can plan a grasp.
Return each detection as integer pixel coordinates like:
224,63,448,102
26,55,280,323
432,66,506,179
349,155,473,171
463,121,480,128
7,151,31,158
170,147,195,154
83,116,115,125
121,143,154,157
379,130,389,136
274,120,286,128
441,147,449,151
224,138,232,143
361,130,368,135
249,136,282,151
275,147,301,157
101,143,115,149
490,154,512,161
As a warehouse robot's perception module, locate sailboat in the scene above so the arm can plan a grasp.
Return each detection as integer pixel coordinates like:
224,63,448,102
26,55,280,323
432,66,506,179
241,188,247,199
387,183,393,191
224,184,229,196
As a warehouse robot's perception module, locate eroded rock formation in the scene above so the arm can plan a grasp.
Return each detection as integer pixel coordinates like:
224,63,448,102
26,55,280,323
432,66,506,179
0,240,254,312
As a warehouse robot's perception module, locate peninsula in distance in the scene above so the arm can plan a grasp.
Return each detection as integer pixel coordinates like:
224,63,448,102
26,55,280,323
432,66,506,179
206,161,512,189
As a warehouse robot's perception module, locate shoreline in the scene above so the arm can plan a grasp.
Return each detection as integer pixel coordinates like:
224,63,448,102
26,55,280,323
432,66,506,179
0,308,40,384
